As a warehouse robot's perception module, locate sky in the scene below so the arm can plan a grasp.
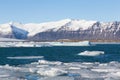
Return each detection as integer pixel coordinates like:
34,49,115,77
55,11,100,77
0,0,120,23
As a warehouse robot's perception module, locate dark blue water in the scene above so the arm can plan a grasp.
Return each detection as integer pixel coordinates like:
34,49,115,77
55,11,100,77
0,44,120,65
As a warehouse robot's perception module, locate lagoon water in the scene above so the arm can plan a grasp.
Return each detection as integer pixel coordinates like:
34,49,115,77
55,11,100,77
0,44,120,80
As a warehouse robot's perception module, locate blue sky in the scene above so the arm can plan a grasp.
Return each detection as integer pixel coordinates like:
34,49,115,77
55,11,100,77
0,0,120,23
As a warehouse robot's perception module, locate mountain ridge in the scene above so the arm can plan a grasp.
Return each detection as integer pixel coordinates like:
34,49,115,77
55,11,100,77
0,19,120,41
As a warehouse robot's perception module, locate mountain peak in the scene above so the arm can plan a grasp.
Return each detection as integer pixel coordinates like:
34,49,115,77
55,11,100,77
9,21,13,25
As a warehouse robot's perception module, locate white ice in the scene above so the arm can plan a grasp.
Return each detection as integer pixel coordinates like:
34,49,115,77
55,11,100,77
0,60,120,80
49,41,91,46
78,51,104,56
0,41,91,47
7,56,44,59
37,68,67,77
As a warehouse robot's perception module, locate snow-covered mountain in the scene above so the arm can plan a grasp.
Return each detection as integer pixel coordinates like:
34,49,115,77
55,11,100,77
0,19,120,41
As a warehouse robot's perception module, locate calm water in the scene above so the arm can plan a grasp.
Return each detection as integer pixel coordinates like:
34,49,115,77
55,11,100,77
0,44,120,65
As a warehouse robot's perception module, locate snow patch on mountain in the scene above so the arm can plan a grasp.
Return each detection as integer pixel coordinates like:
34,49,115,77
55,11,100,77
22,19,72,36
65,19,96,31
0,23,12,35
21,19,96,36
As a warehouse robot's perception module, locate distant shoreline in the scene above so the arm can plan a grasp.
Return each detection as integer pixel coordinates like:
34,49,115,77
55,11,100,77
1,39,120,42
1,38,120,43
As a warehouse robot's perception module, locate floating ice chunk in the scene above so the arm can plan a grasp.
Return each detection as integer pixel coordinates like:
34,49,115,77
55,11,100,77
68,73,80,77
109,72,120,77
91,69,119,73
40,76,74,80
38,60,62,65
0,75,10,78
105,72,120,80
15,43,34,47
69,67,81,70
78,51,104,56
37,68,67,77
7,56,44,59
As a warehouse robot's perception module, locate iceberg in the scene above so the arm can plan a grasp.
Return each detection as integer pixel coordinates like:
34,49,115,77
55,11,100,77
0,42,51,47
49,41,91,46
78,51,104,56
0,41,90,47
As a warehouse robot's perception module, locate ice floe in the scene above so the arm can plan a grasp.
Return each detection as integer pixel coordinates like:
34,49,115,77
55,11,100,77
0,60,120,80
78,51,104,56
37,68,67,77
7,56,44,59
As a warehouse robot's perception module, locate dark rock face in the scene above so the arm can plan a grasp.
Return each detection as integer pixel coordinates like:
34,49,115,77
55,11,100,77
0,33,15,39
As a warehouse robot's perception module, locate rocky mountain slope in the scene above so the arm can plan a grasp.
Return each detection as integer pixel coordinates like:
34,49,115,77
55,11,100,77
0,19,120,41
